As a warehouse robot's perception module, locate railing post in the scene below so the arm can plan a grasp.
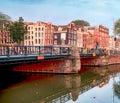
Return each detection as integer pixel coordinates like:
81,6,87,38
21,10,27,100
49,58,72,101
60,47,62,55
39,46,41,55
24,46,27,56
7,46,10,57
50,46,52,55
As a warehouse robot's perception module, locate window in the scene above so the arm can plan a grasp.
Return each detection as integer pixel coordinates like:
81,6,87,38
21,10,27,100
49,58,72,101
54,40,57,45
42,32,44,37
88,27,95,30
68,40,70,45
68,33,71,38
54,35,57,39
71,29,73,33
74,31,76,34
28,27,30,30
49,40,51,44
35,33,37,37
38,28,40,31
38,33,40,37
27,31,30,34
74,35,76,39
31,31,33,34
42,27,44,31
68,29,71,33
73,40,76,45
28,36,30,39
35,39,37,44
32,41,33,45
39,39,40,44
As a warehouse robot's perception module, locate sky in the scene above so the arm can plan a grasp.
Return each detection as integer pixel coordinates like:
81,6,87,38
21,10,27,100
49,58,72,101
1,0,120,35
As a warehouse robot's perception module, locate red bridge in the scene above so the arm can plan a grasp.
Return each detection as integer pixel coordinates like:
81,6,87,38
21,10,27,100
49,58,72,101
0,45,120,73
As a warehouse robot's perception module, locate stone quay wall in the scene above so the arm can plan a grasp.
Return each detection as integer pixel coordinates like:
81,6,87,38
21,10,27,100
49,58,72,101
81,54,120,66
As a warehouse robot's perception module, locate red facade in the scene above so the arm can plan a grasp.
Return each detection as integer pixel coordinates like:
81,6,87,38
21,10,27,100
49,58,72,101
82,25,109,49
53,23,77,46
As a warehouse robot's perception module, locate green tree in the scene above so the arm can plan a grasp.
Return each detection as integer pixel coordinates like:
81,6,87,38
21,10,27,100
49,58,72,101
114,18,120,37
8,17,27,45
71,19,90,27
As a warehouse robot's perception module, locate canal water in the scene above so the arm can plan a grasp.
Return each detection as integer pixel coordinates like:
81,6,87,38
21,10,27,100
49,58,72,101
0,65,120,103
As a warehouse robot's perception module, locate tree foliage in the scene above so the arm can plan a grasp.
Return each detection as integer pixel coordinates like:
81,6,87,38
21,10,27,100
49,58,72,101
71,19,90,27
8,17,27,45
114,18,120,36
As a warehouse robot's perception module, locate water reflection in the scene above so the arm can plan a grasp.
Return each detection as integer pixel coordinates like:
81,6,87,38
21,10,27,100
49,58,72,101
0,65,120,103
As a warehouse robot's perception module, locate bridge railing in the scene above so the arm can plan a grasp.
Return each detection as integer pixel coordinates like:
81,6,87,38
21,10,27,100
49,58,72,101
0,45,71,57
79,48,107,56
79,48,120,56
1,45,120,57
109,50,120,55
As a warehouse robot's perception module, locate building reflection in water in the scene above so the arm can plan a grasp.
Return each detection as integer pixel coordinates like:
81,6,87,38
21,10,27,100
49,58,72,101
0,65,120,103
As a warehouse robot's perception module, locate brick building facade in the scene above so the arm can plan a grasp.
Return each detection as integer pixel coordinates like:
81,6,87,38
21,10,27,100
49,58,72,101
83,25,109,49
24,21,54,46
53,23,77,46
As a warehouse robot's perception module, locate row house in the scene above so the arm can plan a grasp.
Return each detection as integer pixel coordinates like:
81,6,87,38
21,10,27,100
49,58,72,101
0,21,12,45
82,31,94,49
76,27,83,48
83,25,109,50
24,21,54,46
24,22,45,46
76,26,94,49
98,25,109,49
41,22,54,46
0,30,11,45
53,23,77,46
0,20,114,52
